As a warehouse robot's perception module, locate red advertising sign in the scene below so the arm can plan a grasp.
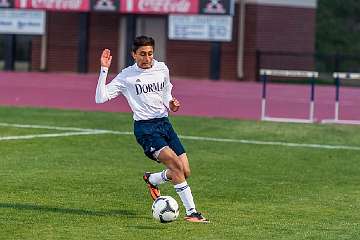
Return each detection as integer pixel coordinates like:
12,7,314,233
120,0,198,14
15,0,90,12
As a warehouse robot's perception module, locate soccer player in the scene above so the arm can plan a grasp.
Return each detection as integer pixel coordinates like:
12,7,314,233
95,36,208,223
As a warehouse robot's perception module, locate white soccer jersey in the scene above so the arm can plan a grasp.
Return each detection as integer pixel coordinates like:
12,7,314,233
95,60,173,121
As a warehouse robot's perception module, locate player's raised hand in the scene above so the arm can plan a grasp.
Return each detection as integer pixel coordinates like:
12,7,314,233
100,49,112,68
169,97,181,112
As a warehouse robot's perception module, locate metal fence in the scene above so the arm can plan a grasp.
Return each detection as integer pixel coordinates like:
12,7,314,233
257,51,360,86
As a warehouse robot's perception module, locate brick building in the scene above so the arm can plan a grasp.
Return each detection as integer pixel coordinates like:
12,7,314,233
0,0,317,81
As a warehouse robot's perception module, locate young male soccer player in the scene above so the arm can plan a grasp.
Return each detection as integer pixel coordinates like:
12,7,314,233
95,36,208,223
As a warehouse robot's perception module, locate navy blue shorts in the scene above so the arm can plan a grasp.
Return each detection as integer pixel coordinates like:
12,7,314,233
134,117,186,161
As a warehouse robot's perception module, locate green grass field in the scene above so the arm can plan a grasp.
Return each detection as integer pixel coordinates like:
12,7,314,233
1,106,360,239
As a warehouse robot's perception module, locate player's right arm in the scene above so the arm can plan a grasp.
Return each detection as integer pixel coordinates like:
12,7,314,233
101,48,112,68
95,49,124,103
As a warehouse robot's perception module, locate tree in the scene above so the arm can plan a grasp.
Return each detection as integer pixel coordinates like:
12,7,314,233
316,0,360,54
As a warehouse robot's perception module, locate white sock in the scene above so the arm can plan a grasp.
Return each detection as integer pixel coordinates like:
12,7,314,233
149,169,169,186
174,181,197,215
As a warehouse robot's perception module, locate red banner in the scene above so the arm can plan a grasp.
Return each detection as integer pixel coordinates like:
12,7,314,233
12,0,232,14
120,0,198,14
15,0,90,11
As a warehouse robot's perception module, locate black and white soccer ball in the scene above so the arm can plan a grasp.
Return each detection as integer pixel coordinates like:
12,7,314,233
152,196,179,223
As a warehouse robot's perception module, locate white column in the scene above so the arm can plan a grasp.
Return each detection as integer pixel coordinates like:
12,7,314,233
237,0,246,78
135,16,166,62
118,16,127,71
40,13,47,71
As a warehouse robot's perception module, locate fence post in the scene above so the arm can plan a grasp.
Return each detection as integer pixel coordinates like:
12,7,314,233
78,12,89,73
334,52,340,73
256,50,261,81
4,34,15,71
210,41,221,80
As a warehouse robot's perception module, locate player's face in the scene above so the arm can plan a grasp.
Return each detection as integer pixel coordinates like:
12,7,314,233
132,46,154,69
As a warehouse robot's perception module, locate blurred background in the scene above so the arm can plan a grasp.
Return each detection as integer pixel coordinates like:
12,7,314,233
0,0,329,81
1,0,359,81
3,2,360,239
1,0,360,122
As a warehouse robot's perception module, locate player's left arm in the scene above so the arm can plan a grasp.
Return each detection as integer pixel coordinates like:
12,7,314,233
169,97,180,112
163,66,180,112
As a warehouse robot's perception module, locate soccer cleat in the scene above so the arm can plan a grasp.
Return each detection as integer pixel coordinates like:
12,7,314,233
143,172,161,200
184,212,209,223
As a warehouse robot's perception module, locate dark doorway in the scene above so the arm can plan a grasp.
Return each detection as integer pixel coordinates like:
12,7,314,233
15,35,33,71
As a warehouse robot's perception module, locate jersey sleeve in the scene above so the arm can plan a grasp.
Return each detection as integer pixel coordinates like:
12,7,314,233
163,66,173,109
95,67,126,103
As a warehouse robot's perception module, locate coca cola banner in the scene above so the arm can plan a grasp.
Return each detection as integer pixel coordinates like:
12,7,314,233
9,0,234,14
119,0,198,14
15,0,90,12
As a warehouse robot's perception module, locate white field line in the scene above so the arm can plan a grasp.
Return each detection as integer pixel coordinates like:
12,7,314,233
0,122,109,132
1,122,360,151
0,131,109,141
0,122,133,135
178,135,360,151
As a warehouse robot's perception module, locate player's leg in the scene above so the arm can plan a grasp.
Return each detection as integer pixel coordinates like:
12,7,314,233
139,144,185,199
134,120,167,200
178,153,190,179
163,119,191,180
161,119,208,222
157,147,208,223
145,152,189,189
157,147,184,183
148,152,189,185
144,146,171,187
139,119,180,192
143,172,162,200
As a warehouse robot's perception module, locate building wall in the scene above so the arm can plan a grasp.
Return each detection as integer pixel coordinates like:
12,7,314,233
243,3,316,81
166,40,212,79
46,12,79,72
243,4,259,81
136,16,167,62
256,4,316,72
246,0,317,9
31,12,120,73
87,12,120,73
220,3,240,80
255,5,315,53
29,1,316,81
31,12,80,72
166,4,240,80
31,36,42,71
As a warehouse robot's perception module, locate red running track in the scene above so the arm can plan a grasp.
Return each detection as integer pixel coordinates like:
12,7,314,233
0,71,360,122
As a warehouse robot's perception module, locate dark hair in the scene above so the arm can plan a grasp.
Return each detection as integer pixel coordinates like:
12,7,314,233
132,36,155,53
